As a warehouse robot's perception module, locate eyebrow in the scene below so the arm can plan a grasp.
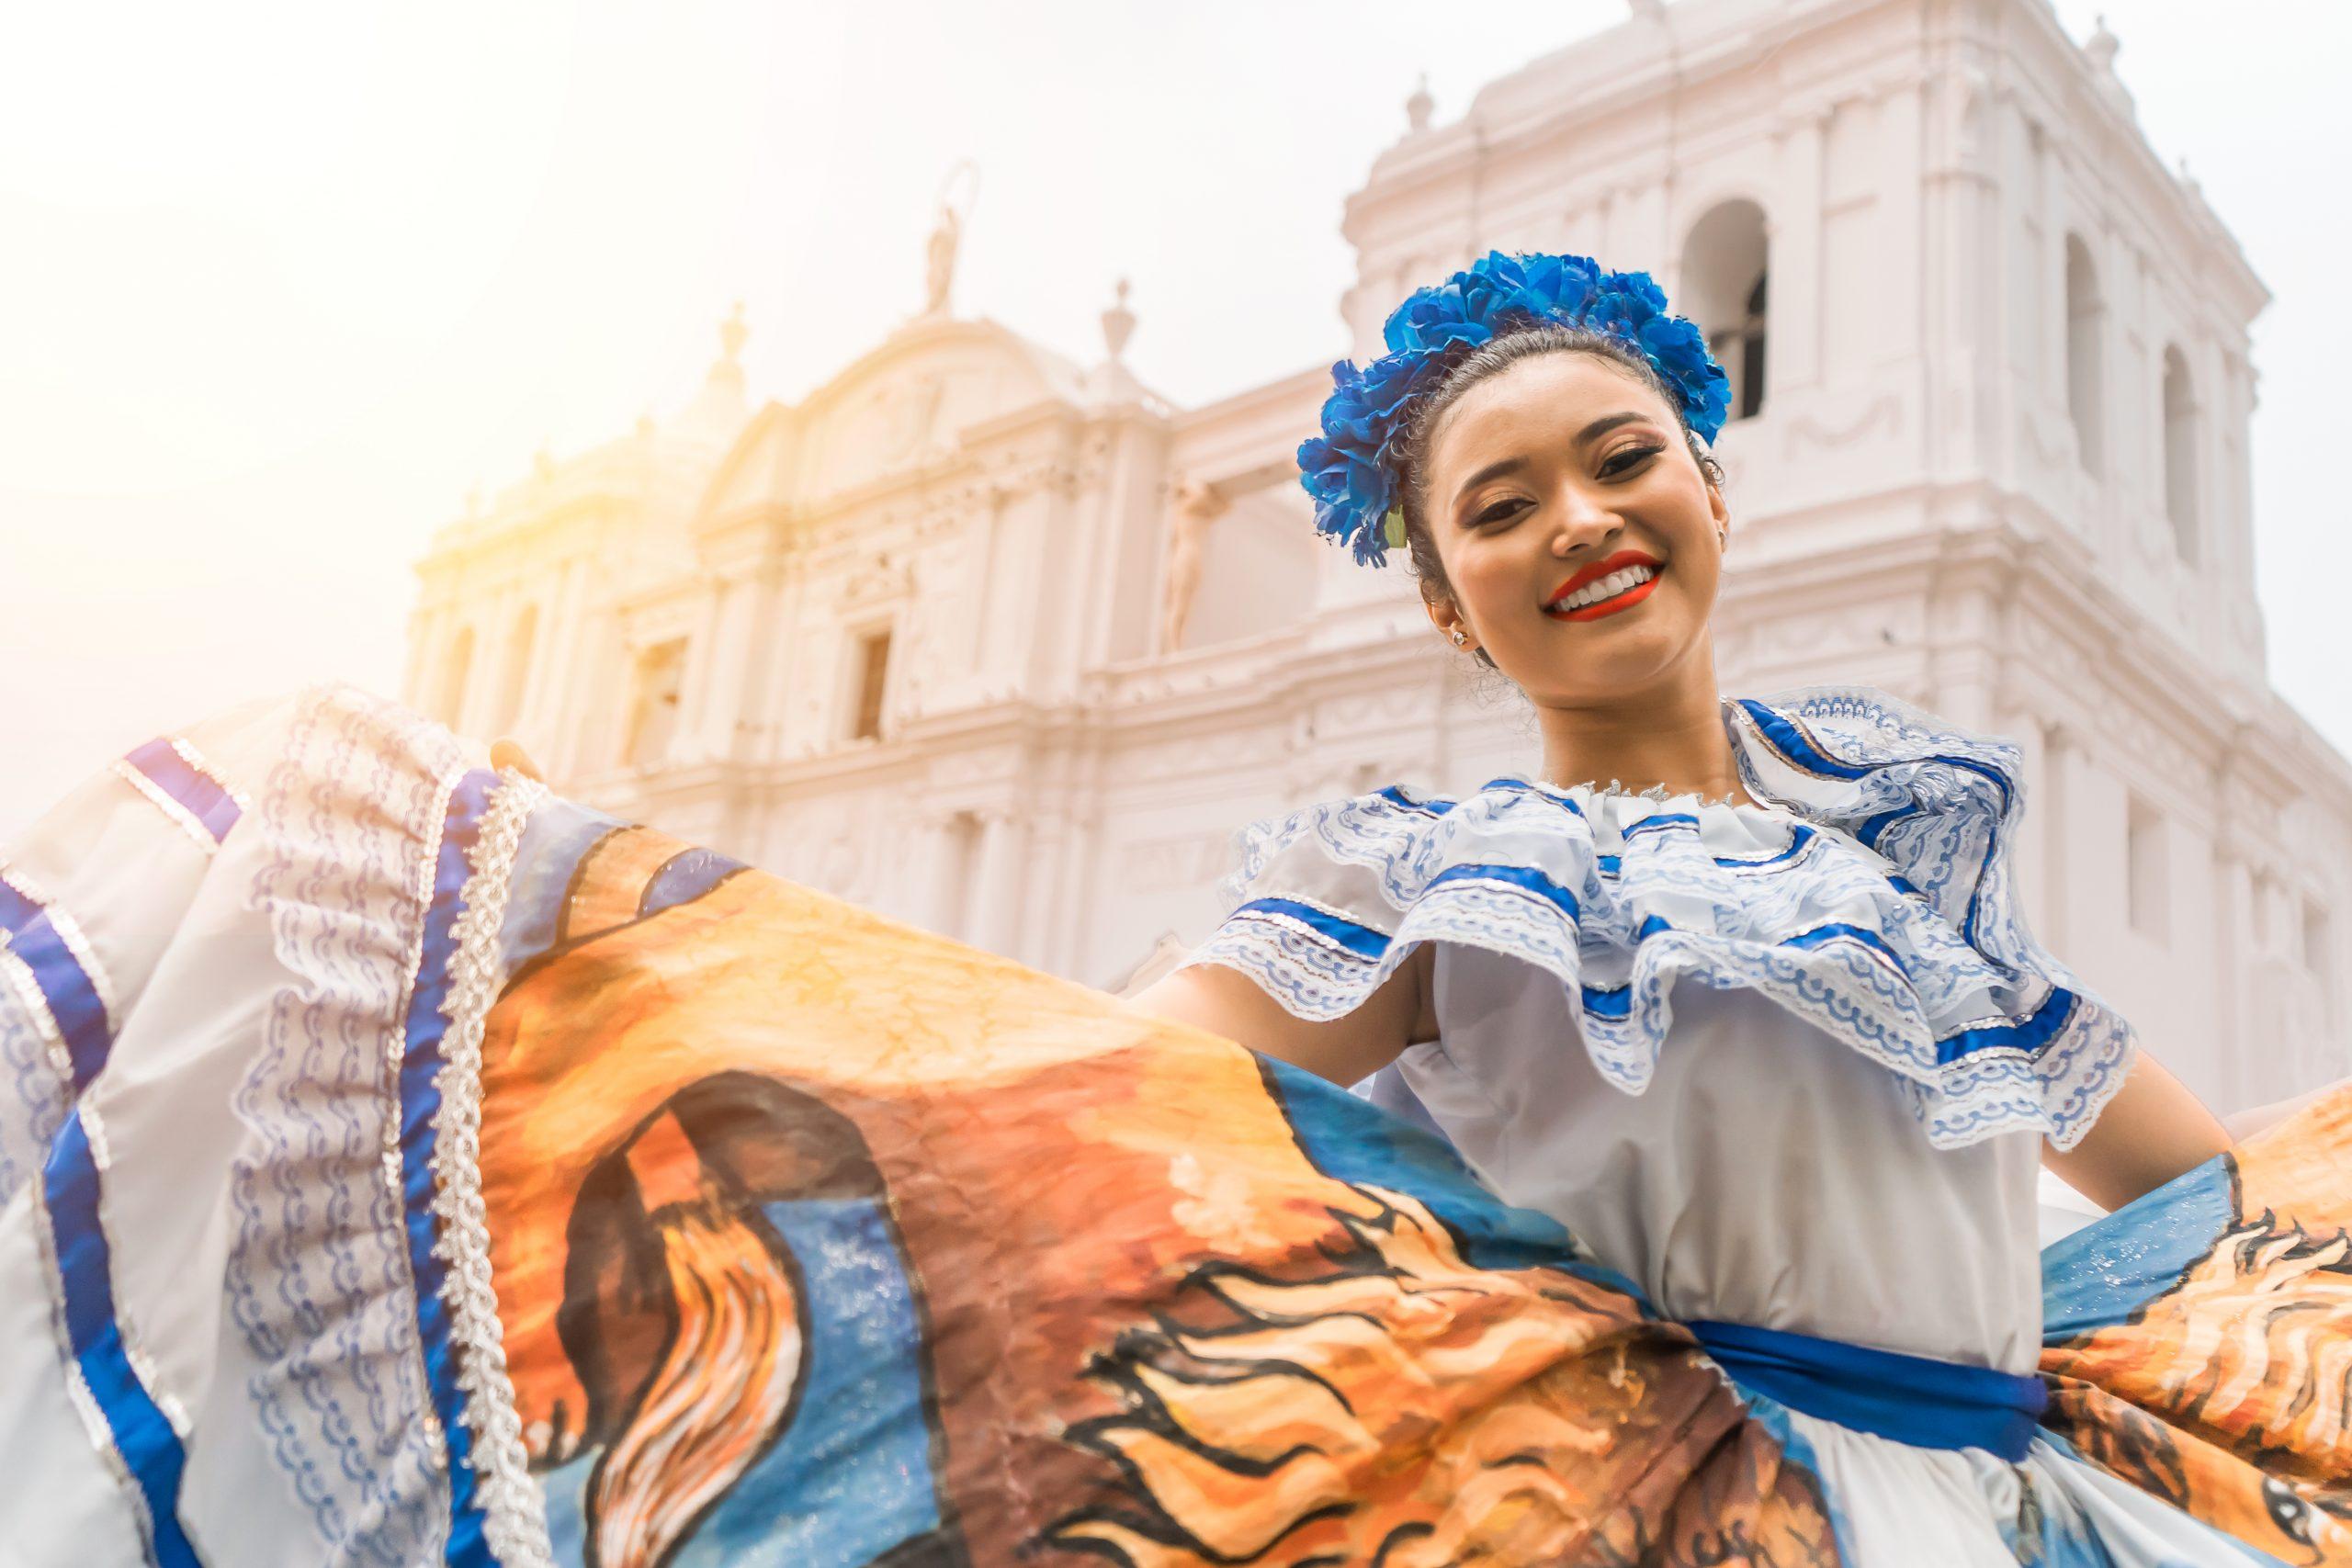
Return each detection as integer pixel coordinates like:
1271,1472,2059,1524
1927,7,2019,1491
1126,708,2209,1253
1450,411,1654,506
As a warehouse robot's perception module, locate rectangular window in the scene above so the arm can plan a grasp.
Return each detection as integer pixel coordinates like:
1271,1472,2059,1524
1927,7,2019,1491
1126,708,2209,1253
624,638,687,767
2126,795,2167,942
851,629,892,741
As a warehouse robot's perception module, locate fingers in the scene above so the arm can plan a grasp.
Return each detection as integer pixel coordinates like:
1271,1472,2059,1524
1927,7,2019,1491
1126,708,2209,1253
489,739,546,783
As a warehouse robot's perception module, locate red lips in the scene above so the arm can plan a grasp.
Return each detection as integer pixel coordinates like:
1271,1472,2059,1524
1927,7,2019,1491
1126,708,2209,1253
1545,549,1662,606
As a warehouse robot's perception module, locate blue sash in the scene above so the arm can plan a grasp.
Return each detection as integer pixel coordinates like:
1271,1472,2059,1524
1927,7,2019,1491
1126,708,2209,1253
1688,1319,2047,1461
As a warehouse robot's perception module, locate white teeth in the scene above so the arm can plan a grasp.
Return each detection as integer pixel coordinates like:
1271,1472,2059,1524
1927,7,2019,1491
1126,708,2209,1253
1553,563,1657,612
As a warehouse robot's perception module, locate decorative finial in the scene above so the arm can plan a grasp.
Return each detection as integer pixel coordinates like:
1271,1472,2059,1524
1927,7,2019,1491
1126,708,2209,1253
2085,14,2120,73
924,161,980,318
1405,73,1433,134
1101,276,1136,362
718,299,748,364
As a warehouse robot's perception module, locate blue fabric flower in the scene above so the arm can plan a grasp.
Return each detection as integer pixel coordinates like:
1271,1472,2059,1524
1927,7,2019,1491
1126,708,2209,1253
1298,251,1732,568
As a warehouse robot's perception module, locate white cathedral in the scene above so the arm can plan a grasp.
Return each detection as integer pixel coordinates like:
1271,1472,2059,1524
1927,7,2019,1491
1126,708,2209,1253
405,0,2350,1117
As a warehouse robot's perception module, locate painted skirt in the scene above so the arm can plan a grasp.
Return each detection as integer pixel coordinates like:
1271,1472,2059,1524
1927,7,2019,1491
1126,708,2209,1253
1,685,2347,1567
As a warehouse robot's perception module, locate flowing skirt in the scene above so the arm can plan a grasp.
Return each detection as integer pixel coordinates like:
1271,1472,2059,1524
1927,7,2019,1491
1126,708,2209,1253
2,685,2347,1566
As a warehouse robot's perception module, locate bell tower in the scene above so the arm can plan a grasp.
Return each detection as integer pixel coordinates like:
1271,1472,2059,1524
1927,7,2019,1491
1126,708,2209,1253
1338,0,2267,690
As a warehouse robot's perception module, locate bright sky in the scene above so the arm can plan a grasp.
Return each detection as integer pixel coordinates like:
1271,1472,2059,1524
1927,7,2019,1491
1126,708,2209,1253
3,0,2344,833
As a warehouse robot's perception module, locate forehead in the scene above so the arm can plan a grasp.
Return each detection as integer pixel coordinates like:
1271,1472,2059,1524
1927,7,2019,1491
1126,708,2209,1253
1428,351,1673,474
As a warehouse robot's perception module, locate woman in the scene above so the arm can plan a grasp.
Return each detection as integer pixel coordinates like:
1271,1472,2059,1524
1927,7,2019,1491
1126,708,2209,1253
5,255,2348,1567
1115,252,2342,1562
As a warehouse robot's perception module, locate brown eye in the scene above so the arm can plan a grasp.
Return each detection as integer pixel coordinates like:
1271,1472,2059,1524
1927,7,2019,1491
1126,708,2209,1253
1600,443,1663,478
1472,498,1529,527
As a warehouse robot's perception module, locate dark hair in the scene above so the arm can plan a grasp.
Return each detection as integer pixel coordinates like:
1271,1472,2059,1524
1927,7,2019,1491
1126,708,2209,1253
1390,325,1726,667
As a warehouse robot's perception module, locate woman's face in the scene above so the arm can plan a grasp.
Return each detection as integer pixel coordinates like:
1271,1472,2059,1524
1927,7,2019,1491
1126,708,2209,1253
1419,351,1729,709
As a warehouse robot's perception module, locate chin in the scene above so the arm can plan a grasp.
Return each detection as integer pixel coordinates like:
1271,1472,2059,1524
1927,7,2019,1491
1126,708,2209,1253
1517,626,1697,702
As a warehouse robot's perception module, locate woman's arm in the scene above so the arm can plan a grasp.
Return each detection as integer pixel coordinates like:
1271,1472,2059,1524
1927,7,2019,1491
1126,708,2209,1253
2041,1051,2231,1212
1123,942,1435,1087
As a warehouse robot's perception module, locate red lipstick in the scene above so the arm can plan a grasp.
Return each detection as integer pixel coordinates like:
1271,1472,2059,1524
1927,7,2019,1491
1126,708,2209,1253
1544,550,1665,623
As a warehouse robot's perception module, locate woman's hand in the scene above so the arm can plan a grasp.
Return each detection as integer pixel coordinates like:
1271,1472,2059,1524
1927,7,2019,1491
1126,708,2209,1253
490,739,546,782
2042,1051,2231,1212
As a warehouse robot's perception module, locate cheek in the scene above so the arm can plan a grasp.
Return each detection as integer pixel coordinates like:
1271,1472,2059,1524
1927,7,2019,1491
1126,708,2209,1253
1450,545,1533,623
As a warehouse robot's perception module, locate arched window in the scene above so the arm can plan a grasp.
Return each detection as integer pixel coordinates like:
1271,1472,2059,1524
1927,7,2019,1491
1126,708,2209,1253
437,626,475,730
2163,345,2199,561
1680,200,1770,422
497,604,538,732
2064,236,2104,475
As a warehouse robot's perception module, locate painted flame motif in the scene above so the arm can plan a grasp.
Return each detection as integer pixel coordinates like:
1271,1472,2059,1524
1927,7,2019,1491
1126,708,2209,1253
1049,1186,1833,1567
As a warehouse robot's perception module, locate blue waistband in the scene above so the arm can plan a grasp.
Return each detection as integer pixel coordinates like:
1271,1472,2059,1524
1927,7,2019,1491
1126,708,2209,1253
1688,1319,2047,1461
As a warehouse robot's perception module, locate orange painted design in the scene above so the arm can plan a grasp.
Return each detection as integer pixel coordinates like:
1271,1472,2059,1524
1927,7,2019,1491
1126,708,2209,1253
559,826,686,943
473,831,1835,1562
588,1205,802,1568
619,1111,702,1212
2041,1087,2352,1562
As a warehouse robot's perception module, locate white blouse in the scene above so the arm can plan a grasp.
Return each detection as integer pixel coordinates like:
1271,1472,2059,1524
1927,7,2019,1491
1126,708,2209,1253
1385,938,2047,1372
1188,687,2135,1378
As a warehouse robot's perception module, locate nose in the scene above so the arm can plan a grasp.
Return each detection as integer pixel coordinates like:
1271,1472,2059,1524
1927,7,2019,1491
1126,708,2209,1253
1548,478,1623,557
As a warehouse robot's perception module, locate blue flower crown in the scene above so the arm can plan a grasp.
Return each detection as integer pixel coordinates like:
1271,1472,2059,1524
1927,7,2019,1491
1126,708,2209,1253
1295,251,1732,567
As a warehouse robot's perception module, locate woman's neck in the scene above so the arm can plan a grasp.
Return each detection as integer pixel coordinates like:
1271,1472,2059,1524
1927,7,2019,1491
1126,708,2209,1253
1532,667,1746,803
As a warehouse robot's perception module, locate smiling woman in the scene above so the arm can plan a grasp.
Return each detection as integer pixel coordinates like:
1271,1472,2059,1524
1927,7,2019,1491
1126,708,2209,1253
1121,249,2351,1565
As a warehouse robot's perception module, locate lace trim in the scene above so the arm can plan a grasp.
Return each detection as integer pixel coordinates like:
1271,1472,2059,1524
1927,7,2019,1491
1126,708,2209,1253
428,769,554,1568
0,941,75,1090
1545,779,1752,809
1200,690,2137,1151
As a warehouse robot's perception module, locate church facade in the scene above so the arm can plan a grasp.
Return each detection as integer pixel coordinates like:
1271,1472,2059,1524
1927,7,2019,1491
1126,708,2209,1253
405,0,2349,1115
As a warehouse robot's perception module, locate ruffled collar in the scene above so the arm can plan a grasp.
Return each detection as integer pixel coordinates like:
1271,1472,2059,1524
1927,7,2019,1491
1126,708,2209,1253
1194,686,2135,1151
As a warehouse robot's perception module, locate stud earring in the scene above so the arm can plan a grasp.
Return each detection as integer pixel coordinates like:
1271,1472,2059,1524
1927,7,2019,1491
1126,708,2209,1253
1448,627,1469,648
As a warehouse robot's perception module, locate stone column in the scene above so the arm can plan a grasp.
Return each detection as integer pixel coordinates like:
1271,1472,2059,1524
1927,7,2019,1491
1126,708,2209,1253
1773,107,1826,394
671,575,725,766
918,815,968,941
537,554,590,778
967,808,1032,960
695,575,758,762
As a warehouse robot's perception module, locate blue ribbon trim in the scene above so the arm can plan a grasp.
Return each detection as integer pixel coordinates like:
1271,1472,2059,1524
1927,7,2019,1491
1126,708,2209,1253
1933,986,2078,1065
0,879,110,1092
1733,698,2017,951
1426,861,1585,919
121,739,242,846
1689,1318,2046,1461
43,1107,204,1566
396,769,503,1568
1236,897,1391,961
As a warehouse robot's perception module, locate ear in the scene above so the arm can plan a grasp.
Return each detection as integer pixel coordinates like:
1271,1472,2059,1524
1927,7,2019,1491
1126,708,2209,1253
1706,474,1731,547
1423,596,1476,653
